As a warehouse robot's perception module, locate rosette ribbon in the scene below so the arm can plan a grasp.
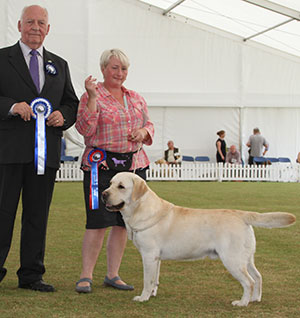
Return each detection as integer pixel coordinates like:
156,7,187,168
88,148,106,210
31,98,52,175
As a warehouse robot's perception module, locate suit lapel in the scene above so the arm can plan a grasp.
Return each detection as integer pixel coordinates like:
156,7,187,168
8,43,38,95
41,49,56,96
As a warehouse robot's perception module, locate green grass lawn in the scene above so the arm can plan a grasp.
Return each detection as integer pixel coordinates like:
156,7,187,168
0,181,299,318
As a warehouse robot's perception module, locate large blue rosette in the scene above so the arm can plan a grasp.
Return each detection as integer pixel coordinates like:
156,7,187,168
31,98,52,175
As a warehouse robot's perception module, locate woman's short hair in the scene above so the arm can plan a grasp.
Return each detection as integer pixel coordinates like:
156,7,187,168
100,49,130,69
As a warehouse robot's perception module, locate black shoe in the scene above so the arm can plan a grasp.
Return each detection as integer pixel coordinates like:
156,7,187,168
19,280,56,292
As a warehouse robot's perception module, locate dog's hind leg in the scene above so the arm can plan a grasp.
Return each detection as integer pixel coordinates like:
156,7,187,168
133,254,160,302
247,256,262,302
222,257,255,307
151,259,161,297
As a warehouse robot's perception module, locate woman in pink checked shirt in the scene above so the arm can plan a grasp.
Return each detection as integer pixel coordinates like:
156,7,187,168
75,49,154,293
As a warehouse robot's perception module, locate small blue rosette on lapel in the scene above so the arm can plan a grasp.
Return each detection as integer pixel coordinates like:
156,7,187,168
45,60,58,75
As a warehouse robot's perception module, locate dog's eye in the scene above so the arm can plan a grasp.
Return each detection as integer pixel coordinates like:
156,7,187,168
118,184,125,189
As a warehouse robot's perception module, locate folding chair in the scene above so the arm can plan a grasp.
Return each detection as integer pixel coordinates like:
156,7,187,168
195,156,210,162
182,155,194,162
278,157,291,163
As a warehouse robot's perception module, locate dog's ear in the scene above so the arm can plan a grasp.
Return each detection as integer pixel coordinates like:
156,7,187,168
131,176,148,202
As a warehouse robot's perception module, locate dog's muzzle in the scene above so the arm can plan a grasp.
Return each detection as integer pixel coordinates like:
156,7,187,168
101,191,125,211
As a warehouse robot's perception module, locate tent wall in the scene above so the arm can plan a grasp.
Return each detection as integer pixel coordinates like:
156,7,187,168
1,0,300,163
147,106,240,162
147,106,300,163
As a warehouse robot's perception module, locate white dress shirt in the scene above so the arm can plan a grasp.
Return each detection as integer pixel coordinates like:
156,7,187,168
9,40,45,115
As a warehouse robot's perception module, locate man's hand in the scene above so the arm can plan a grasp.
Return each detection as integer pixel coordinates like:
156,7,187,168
47,110,64,127
12,102,34,121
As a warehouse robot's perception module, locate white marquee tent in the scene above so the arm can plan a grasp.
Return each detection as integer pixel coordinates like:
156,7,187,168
1,0,300,163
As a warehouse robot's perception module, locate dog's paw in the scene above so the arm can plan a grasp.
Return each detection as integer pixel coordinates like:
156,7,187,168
231,300,249,307
133,295,149,302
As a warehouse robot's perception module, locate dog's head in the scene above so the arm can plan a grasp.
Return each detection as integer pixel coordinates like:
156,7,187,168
102,172,148,212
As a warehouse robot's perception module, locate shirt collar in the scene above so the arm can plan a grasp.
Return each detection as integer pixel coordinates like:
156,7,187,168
99,82,131,98
19,40,44,58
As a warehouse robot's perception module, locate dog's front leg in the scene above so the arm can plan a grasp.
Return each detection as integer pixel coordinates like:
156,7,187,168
133,255,160,302
151,259,161,297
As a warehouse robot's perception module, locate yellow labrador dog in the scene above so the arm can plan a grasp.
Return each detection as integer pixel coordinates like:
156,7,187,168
102,172,296,307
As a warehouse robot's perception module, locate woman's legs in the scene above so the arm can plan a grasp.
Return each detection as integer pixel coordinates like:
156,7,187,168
106,225,128,285
77,228,106,287
77,225,128,287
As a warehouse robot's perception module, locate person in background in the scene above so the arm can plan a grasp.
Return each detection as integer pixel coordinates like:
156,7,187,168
75,49,154,293
0,5,78,292
226,145,242,165
216,130,226,163
164,140,181,165
246,128,269,165
296,152,300,163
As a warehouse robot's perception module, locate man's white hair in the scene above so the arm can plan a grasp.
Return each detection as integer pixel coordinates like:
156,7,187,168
20,5,49,22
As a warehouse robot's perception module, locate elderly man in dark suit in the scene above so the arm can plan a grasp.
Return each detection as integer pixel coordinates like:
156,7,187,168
0,5,78,292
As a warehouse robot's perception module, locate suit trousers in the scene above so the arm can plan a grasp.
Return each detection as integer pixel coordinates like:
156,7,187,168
0,162,57,284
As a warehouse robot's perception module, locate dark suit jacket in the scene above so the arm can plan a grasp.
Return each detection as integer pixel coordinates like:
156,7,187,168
164,147,180,162
0,42,79,169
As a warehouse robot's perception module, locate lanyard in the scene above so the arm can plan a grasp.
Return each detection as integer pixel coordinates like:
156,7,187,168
123,94,128,111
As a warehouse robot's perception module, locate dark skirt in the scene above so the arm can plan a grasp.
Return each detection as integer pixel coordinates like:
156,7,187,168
83,167,147,229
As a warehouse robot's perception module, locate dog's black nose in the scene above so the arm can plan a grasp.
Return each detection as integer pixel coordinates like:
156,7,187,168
101,191,108,203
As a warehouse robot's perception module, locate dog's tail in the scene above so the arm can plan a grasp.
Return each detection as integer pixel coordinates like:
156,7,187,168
241,211,296,229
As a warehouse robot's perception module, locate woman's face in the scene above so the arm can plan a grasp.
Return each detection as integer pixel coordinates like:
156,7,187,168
102,56,128,89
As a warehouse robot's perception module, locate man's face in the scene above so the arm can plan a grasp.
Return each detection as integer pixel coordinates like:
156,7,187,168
18,6,50,49
168,141,174,149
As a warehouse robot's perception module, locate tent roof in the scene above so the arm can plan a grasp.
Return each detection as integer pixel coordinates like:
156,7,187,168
140,0,300,58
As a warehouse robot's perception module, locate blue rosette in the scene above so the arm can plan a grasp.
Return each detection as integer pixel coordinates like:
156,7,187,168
31,98,52,175
45,60,58,75
88,148,106,210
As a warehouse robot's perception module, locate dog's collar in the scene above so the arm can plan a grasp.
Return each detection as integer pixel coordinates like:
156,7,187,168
129,212,168,235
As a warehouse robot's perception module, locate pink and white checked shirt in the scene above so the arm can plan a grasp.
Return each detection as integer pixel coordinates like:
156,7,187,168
75,82,154,170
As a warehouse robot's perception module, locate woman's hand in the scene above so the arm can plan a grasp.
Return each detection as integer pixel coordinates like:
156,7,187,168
128,128,149,143
85,75,97,99
85,76,98,112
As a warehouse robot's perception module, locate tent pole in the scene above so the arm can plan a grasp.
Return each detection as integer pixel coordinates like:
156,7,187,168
242,0,300,20
243,18,294,41
163,0,186,15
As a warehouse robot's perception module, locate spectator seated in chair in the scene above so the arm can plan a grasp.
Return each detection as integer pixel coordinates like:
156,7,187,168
164,140,181,165
225,145,241,165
